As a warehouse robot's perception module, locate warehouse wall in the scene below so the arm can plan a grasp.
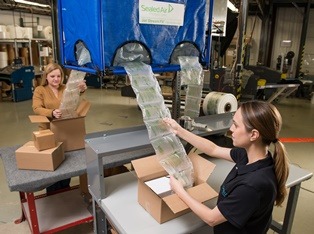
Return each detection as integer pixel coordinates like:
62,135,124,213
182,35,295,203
1,7,314,77
246,15,262,66
271,7,303,78
0,10,51,38
303,9,314,76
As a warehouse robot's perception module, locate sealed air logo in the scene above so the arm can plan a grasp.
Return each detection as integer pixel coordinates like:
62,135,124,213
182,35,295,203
139,0,185,26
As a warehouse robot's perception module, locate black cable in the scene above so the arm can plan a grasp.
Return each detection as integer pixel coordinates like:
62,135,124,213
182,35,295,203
301,187,314,194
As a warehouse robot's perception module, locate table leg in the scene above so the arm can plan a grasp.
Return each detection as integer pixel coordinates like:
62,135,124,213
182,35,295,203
26,192,40,234
280,87,298,99
93,198,107,234
270,184,300,234
14,192,26,224
267,87,286,103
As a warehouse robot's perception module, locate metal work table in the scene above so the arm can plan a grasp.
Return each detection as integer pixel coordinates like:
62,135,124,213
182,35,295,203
101,171,214,234
0,146,93,233
257,83,300,103
99,158,312,234
85,112,234,202
0,146,86,192
85,112,312,234
85,112,230,233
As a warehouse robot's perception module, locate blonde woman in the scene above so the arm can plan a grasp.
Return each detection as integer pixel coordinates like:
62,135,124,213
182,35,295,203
32,63,87,193
33,63,87,129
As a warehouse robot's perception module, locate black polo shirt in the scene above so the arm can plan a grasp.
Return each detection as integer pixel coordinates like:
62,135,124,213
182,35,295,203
214,148,277,234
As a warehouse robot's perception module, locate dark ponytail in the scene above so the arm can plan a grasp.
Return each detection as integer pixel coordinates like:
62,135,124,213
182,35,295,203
240,101,289,206
272,140,289,206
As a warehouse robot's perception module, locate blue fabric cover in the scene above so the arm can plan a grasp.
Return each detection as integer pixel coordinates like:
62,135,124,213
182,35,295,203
58,0,103,71
57,0,208,73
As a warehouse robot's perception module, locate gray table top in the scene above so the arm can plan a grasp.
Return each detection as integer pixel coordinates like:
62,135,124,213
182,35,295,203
100,157,313,234
101,171,215,234
207,157,313,190
0,113,234,193
0,145,86,192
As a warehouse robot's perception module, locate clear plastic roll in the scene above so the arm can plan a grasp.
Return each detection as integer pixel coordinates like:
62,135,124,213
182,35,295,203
202,91,238,115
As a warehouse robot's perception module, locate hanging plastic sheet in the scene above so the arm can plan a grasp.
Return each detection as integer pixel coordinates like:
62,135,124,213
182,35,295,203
59,70,86,118
124,61,194,188
178,56,204,118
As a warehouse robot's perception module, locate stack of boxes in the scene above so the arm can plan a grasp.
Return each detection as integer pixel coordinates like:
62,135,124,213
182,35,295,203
15,129,64,171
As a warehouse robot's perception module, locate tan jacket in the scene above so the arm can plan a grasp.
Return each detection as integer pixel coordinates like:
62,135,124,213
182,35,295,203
32,84,66,130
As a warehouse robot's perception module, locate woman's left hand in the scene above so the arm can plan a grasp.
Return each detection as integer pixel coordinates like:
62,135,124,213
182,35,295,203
78,80,87,93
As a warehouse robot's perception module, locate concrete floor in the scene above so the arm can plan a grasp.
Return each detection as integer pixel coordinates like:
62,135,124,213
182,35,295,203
0,88,313,233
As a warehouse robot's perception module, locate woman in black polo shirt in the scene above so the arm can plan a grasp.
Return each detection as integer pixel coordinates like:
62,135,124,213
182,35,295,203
163,100,289,234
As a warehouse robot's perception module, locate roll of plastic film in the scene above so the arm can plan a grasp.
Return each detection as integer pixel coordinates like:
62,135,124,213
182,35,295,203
0,51,8,68
43,26,53,40
202,91,238,115
0,60,8,68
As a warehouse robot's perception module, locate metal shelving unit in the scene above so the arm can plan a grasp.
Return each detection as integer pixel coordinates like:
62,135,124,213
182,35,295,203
0,38,53,68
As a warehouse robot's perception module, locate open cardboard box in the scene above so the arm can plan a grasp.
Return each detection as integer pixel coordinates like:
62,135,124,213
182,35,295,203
131,152,218,223
29,100,91,152
15,141,64,171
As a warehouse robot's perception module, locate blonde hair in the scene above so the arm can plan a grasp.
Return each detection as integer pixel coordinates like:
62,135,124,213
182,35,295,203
240,100,289,206
40,63,65,86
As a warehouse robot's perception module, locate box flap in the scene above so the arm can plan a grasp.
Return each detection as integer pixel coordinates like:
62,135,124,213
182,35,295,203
189,153,216,183
16,141,62,153
76,99,91,117
29,115,50,123
132,155,168,181
33,129,54,136
162,183,218,213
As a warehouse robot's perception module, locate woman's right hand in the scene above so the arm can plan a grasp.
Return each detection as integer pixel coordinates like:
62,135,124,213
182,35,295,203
169,175,186,195
52,109,62,119
163,117,182,135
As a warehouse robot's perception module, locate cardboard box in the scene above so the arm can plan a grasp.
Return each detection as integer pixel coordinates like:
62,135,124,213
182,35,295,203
33,129,56,151
15,141,64,171
131,153,218,223
29,100,91,152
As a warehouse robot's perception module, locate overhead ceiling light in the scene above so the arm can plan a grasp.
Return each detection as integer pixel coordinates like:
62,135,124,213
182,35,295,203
227,1,238,13
14,0,50,8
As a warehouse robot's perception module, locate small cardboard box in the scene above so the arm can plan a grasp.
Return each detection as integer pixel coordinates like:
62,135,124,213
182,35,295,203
15,141,64,171
29,100,91,152
33,129,56,151
131,153,218,223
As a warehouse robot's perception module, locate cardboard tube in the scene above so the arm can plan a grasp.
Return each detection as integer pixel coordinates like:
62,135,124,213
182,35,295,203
19,47,29,65
6,44,15,64
0,44,7,52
